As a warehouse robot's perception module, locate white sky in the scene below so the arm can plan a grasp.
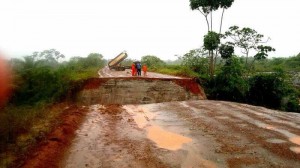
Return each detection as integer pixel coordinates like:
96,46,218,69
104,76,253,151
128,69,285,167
0,0,299,60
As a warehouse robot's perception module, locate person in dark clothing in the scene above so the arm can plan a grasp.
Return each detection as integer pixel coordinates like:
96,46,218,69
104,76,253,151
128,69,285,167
136,62,142,76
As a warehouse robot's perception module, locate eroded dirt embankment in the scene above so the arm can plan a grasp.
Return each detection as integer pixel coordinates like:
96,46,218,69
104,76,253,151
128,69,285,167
76,77,206,105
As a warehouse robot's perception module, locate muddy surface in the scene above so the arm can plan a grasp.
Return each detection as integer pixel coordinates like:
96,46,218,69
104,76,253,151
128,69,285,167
60,101,300,168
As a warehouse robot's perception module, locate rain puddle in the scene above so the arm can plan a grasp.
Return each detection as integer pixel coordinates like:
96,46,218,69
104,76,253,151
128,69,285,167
124,105,156,128
289,136,300,146
290,147,300,154
124,105,192,151
266,139,286,144
264,127,300,146
265,125,276,130
147,125,192,151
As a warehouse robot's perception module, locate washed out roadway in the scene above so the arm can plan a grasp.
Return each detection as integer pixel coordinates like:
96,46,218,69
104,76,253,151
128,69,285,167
60,68,300,167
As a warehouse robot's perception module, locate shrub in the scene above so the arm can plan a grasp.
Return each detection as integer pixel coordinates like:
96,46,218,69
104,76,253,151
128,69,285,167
247,72,299,112
207,56,247,102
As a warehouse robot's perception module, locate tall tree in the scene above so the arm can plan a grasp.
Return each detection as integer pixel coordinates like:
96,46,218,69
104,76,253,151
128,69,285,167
189,0,235,78
189,0,234,32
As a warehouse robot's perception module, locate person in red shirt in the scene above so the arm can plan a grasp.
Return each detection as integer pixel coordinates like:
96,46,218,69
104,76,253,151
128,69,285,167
142,64,147,77
131,63,136,76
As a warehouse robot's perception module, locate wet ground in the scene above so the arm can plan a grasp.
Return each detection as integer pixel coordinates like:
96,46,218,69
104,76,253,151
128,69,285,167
61,101,300,168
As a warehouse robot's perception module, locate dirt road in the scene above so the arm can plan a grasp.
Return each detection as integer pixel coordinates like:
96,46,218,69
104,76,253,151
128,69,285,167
60,101,300,168
98,66,181,78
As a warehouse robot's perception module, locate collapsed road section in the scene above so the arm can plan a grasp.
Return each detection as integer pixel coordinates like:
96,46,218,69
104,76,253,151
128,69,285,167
76,77,206,105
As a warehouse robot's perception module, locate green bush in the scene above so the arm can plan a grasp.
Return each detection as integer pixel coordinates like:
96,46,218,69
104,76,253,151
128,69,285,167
207,56,247,102
247,72,299,112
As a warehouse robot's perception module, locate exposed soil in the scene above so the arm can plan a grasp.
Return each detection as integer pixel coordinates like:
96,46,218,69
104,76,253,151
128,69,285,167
82,77,203,94
20,105,88,168
76,77,206,105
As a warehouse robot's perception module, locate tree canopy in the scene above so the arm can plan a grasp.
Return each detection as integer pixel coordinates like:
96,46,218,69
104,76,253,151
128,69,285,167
189,0,235,11
141,55,165,69
223,26,275,68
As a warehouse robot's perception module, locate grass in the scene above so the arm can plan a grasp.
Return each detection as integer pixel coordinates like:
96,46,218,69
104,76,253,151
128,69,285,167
151,65,200,78
67,67,100,82
0,103,66,167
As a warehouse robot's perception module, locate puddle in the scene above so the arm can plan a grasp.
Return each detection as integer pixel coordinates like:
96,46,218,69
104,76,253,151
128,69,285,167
124,105,156,128
265,125,276,130
125,104,192,151
289,136,300,146
132,113,149,128
147,125,192,151
290,147,300,154
215,116,230,120
266,139,286,144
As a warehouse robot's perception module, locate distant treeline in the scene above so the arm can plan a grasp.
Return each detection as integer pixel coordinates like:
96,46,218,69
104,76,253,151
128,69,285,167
8,49,106,105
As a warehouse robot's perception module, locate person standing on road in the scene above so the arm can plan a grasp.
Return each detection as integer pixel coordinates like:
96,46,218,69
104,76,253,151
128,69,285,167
142,64,147,77
136,62,142,76
131,63,136,76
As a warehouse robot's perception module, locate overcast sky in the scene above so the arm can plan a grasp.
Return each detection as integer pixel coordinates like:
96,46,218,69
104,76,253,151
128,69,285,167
0,0,299,60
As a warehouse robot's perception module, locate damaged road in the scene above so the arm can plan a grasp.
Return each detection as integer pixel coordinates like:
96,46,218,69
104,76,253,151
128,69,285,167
61,101,300,168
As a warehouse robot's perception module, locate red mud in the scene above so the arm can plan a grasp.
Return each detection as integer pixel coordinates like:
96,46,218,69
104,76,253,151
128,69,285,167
82,78,109,90
20,105,88,168
227,157,259,168
174,78,205,95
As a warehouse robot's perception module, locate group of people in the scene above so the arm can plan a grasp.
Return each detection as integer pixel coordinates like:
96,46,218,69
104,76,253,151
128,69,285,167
131,62,147,76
